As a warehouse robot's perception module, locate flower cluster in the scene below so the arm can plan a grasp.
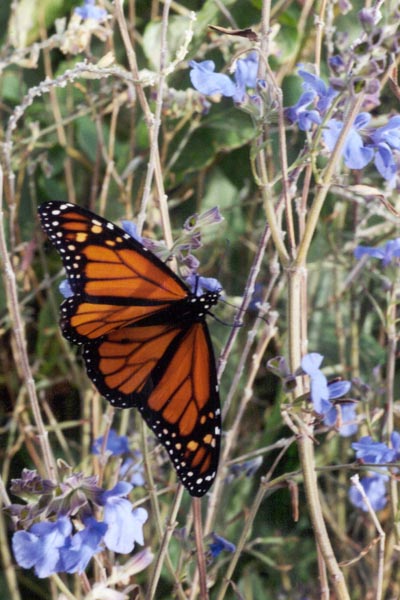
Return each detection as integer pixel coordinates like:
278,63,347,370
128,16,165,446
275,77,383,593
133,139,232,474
189,52,259,104
9,469,148,578
267,353,356,437
285,68,400,186
349,433,400,511
301,353,357,437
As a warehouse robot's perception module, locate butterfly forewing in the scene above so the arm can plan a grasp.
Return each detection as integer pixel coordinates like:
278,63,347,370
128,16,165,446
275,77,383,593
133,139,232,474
38,201,221,496
39,201,189,344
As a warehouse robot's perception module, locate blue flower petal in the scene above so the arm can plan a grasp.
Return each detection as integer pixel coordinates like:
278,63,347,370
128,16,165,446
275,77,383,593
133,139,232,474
297,68,338,113
121,220,142,242
103,501,147,554
371,116,400,149
92,429,130,456
349,474,388,511
343,129,374,169
323,402,357,436
323,117,374,169
12,517,72,578
185,274,222,296
75,0,108,20
285,91,322,131
189,61,236,97
208,533,235,558
234,53,258,102
391,431,400,455
354,238,400,265
301,353,324,374
59,279,73,298
301,353,331,413
354,112,372,129
59,518,107,574
373,143,397,183
352,436,396,464
354,245,385,260
338,403,358,436
328,380,351,399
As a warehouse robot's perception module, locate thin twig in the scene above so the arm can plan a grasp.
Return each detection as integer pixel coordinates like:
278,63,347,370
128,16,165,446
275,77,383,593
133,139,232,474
0,165,56,482
192,497,209,600
145,485,185,600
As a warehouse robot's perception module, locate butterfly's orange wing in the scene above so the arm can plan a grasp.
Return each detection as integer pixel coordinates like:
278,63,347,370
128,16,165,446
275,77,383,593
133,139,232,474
39,201,221,496
84,321,220,495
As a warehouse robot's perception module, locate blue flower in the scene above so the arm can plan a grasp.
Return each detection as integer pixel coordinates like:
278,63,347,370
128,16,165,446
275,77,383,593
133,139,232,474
348,433,400,511
301,353,330,414
99,482,147,553
371,116,400,149
208,533,236,559
354,237,400,266
189,60,236,98
91,429,130,456
234,52,258,102
369,116,400,184
121,220,142,242
74,0,108,20
59,279,73,298
12,516,72,578
297,68,338,113
189,53,259,103
285,68,337,131
11,470,152,579
323,400,358,437
301,354,355,436
348,474,388,511
352,436,397,464
185,274,222,296
285,91,322,131
322,113,374,169
372,142,398,184
59,518,107,574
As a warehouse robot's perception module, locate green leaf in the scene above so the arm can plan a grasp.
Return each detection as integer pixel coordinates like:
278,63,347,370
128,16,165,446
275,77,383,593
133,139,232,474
7,0,68,47
76,116,103,163
1,70,26,103
172,105,255,175
143,16,194,70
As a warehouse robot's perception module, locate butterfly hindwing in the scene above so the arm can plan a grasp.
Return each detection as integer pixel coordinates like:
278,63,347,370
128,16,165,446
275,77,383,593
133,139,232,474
83,321,221,496
39,201,221,496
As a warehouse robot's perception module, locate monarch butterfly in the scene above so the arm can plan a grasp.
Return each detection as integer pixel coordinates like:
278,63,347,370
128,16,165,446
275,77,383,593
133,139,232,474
38,201,221,497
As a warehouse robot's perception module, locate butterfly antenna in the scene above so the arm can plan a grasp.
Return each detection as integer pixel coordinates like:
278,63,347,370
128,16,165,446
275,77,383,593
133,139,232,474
207,309,243,328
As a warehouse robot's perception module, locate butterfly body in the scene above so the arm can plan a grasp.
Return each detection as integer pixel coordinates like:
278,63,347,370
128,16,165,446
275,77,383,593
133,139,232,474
39,201,221,496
